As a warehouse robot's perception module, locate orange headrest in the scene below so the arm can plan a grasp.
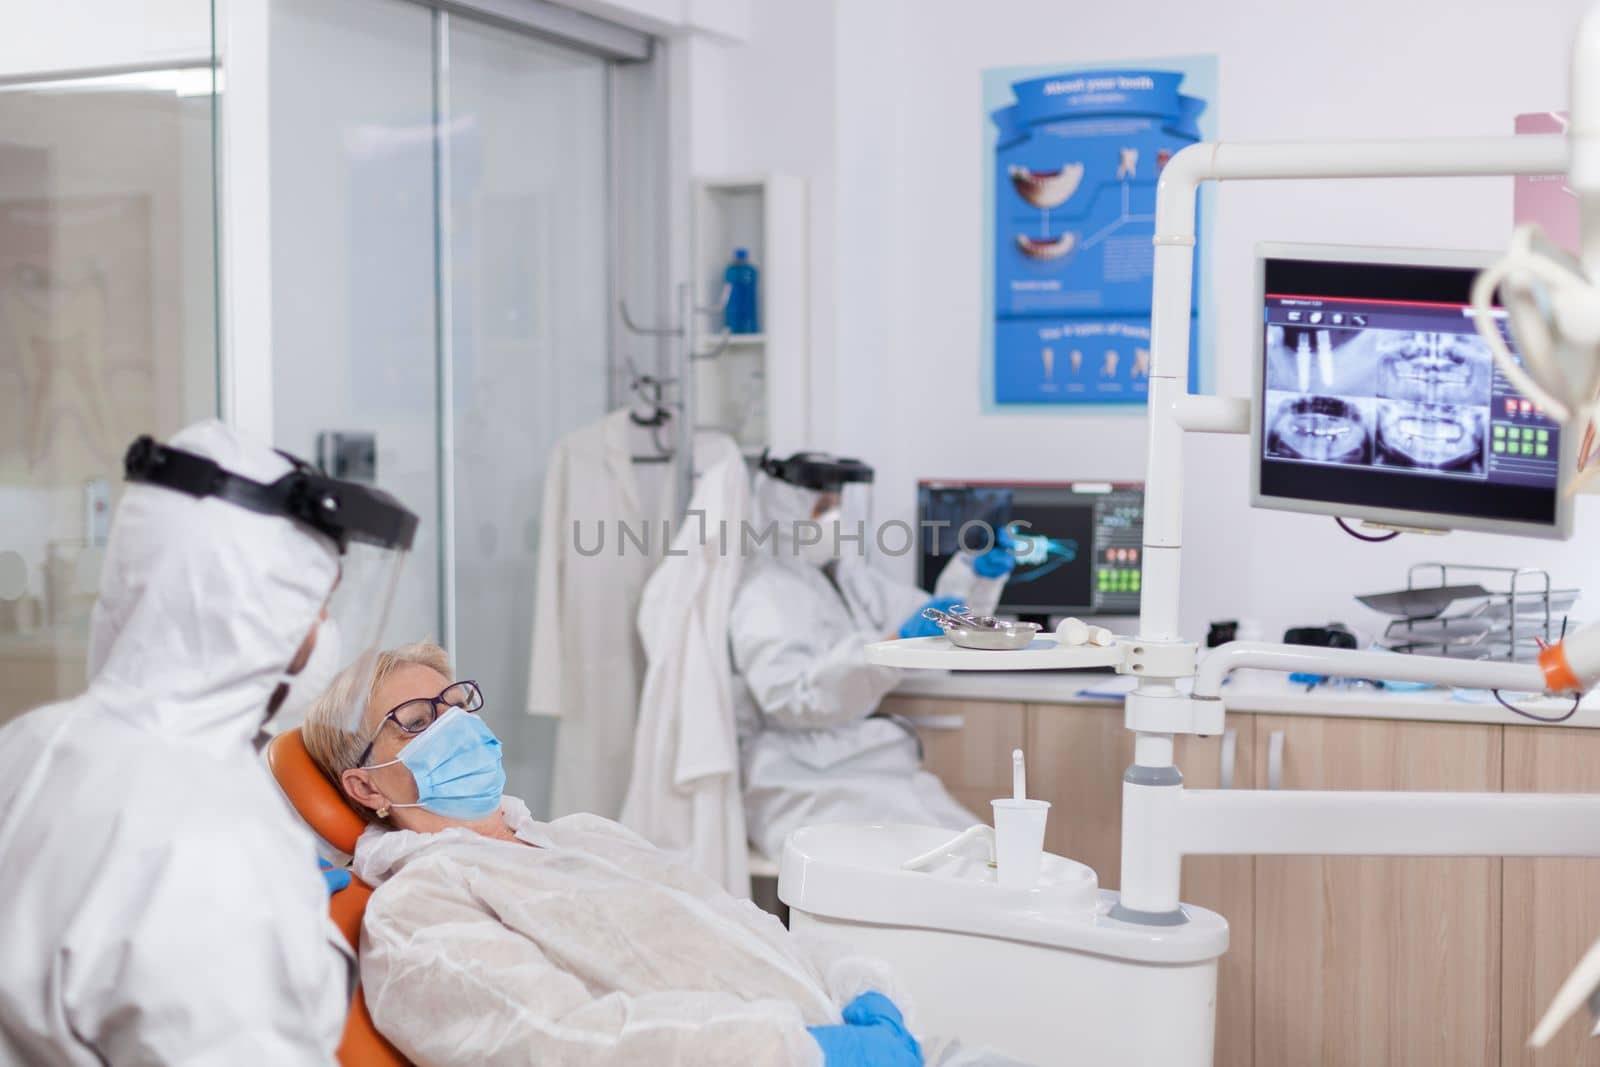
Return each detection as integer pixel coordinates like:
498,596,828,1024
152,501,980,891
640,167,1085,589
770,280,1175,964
266,728,369,856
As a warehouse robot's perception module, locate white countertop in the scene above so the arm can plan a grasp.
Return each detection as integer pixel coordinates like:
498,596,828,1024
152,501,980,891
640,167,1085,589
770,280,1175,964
890,667,1600,729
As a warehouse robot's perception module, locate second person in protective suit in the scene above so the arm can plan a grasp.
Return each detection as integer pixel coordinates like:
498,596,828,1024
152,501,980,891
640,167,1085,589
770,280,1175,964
0,421,419,1065
731,451,1016,861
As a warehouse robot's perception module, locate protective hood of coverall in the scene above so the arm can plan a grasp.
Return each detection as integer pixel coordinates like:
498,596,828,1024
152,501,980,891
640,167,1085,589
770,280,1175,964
755,463,870,572
748,470,825,563
87,419,340,755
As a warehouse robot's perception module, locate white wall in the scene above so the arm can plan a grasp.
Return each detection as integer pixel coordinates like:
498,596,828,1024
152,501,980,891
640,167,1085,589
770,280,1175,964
718,0,1600,645
0,0,212,78
672,1,840,442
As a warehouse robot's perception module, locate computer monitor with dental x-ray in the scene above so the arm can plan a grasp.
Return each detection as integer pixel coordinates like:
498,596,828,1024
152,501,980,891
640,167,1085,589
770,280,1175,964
916,481,1144,620
1251,244,1571,539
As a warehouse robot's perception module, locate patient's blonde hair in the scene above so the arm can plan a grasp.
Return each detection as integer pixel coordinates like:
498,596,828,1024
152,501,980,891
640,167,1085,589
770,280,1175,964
302,641,453,819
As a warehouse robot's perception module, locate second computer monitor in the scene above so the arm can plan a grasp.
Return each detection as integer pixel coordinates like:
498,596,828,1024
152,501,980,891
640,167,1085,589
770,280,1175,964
916,480,1144,618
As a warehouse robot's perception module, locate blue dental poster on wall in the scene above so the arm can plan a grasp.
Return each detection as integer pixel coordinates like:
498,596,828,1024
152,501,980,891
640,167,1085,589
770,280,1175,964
984,57,1217,407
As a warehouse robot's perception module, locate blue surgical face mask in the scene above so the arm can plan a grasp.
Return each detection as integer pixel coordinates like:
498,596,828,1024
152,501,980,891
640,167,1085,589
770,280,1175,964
368,706,506,820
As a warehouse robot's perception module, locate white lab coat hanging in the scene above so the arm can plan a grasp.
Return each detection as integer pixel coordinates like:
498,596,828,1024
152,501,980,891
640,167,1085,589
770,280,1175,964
528,409,675,819
621,434,751,895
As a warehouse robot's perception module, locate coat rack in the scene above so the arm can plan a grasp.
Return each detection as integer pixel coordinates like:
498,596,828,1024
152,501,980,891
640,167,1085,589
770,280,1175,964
618,280,732,522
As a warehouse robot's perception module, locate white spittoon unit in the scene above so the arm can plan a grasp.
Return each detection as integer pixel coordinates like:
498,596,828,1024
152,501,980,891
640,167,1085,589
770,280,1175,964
779,822,1227,1066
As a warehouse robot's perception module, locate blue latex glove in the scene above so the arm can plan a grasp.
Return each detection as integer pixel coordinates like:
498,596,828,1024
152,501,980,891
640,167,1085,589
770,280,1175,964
898,595,962,640
319,857,352,896
808,992,922,1067
1288,671,1326,691
971,526,1017,579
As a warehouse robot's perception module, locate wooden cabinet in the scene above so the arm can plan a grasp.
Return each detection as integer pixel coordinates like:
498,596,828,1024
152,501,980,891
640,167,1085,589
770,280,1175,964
1025,702,1131,889
1177,719,1257,1067
1251,716,1503,1067
1023,705,1257,1065
879,695,1024,818
893,694,1600,1065
1502,726,1600,1067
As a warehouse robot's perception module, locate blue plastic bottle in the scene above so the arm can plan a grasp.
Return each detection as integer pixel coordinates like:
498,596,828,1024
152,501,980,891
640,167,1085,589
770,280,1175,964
724,248,759,334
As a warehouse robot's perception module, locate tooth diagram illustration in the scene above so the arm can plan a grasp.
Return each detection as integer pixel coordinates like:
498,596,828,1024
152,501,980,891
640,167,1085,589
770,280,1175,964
1008,163,1085,209
1009,162,1084,249
1015,233,1077,260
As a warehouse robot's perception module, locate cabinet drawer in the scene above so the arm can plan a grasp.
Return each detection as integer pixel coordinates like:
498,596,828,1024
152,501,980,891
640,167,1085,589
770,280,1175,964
878,696,1024,795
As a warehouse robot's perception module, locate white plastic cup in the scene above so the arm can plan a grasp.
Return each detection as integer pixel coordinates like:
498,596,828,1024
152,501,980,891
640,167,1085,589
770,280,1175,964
991,798,1050,888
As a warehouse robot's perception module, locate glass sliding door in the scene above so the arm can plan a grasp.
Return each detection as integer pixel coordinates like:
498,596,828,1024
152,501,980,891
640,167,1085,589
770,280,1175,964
260,0,640,813
442,19,613,813
0,10,220,725
268,0,442,657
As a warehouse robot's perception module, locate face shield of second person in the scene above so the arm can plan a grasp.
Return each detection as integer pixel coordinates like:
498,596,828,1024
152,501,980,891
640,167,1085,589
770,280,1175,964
122,435,419,734
281,535,410,731
756,450,875,566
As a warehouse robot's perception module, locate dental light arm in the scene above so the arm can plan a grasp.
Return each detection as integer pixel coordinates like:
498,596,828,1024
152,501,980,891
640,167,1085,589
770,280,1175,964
1191,641,1548,700
1192,618,1600,705
1528,10,1600,1049
1469,226,1600,426
1470,2,1600,491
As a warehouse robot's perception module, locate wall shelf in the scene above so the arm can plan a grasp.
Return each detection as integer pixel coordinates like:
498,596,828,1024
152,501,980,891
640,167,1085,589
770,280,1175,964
691,174,807,453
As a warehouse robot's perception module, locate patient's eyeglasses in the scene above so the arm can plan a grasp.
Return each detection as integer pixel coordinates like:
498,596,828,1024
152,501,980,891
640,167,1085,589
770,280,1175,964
356,680,483,767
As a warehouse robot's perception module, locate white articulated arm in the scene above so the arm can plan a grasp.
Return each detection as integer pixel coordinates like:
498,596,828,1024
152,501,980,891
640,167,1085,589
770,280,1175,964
1192,641,1547,700
1572,0,1600,275
1469,2,1600,449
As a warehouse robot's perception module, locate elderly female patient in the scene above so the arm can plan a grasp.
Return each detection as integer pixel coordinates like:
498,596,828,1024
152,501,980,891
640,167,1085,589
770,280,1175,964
301,642,928,1067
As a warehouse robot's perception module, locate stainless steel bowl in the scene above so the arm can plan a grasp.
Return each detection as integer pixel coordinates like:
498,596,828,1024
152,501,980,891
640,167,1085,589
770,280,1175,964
945,622,1042,651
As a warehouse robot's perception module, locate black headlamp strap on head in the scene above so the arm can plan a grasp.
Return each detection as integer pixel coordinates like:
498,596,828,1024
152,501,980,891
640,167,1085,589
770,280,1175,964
757,448,875,492
124,436,226,499
123,435,419,553
757,448,783,482
125,434,344,548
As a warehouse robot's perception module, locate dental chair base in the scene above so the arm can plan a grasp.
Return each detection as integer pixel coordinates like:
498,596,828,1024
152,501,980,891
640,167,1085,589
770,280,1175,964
780,823,1227,1067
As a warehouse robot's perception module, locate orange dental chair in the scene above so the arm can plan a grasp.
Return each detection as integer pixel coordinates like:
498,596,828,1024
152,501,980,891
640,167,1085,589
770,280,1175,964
266,728,410,1067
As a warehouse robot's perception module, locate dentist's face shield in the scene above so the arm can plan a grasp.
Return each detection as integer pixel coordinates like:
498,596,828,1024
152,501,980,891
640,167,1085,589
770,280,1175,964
122,435,418,733
759,450,877,562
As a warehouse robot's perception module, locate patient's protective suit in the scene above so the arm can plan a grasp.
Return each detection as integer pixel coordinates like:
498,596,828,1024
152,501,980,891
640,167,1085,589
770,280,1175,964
353,795,898,1066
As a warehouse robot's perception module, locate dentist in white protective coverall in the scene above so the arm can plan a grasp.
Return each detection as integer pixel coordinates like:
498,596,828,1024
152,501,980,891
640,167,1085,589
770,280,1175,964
731,452,1017,861
0,420,418,1066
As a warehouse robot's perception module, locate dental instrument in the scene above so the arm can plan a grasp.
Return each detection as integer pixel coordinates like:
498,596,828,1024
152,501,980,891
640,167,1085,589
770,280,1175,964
899,823,996,872
946,604,1011,630
919,605,1043,650
921,605,981,630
